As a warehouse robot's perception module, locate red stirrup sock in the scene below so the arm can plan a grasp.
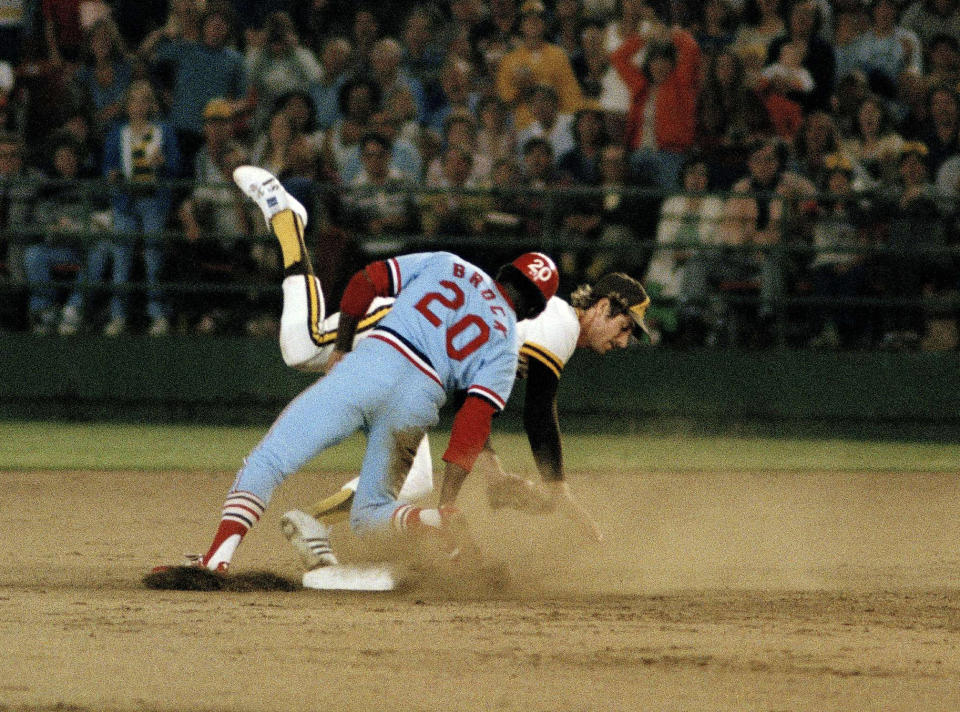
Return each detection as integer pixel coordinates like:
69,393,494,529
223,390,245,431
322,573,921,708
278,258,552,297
391,504,441,533
201,491,266,571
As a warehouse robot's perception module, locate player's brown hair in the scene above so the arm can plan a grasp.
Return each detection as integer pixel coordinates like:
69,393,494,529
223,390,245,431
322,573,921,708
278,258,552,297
570,283,628,317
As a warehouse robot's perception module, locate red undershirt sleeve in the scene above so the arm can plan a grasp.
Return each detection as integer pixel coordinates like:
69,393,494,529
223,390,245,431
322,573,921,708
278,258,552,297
442,395,496,471
336,261,393,352
339,260,393,318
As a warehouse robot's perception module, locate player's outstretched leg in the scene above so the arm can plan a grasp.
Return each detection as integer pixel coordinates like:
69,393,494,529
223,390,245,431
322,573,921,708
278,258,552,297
233,165,330,370
199,491,268,571
233,164,309,270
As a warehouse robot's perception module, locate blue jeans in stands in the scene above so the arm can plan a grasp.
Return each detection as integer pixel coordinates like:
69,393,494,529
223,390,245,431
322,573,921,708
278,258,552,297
87,196,170,322
23,244,84,316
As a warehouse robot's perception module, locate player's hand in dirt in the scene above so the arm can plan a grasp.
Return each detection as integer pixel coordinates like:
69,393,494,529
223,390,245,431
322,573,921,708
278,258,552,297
545,480,604,543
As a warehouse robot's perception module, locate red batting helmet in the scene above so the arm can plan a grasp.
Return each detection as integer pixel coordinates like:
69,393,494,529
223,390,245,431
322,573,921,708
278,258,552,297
510,251,559,302
496,251,559,319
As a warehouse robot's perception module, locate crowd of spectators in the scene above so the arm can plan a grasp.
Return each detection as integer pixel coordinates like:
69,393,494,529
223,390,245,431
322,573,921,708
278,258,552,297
1,0,960,350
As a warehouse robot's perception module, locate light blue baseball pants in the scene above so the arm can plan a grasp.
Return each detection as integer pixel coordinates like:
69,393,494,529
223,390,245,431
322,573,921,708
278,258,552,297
231,337,445,535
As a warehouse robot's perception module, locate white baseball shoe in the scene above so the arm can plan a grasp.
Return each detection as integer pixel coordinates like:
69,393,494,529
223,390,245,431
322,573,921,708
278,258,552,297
102,316,126,337
57,304,81,336
280,509,339,569
232,165,308,229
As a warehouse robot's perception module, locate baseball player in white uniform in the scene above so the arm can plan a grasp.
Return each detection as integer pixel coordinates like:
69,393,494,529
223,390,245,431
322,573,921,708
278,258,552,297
233,166,651,571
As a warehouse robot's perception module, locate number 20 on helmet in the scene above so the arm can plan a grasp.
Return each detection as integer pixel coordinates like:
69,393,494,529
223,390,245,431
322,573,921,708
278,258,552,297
495,252,560,320
510,252,559,302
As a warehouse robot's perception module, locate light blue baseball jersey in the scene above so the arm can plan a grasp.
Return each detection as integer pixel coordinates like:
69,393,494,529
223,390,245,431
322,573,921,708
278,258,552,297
369,251,520,411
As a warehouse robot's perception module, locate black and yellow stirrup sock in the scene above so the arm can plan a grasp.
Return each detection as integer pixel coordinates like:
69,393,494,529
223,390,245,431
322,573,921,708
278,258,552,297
270,209,309,277
309,487,355,526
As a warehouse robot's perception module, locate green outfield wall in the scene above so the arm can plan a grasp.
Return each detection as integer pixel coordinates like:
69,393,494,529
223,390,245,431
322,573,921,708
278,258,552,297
1,334,958,424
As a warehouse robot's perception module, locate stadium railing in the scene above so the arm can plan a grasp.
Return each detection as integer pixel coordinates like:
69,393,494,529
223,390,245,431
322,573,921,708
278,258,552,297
0,176,957,350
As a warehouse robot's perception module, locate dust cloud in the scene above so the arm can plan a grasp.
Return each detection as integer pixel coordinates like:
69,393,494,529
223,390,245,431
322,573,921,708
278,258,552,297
449,470,960,597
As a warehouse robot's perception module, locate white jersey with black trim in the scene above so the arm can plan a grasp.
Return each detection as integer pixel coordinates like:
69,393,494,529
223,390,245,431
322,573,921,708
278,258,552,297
515,296,580,379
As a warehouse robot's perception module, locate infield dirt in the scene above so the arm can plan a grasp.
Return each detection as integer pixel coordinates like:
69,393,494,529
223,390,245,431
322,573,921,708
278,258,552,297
2,466,960,711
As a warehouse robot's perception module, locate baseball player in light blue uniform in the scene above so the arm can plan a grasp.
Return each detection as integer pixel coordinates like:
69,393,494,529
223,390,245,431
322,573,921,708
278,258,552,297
179,166,560,572
237,251,519,532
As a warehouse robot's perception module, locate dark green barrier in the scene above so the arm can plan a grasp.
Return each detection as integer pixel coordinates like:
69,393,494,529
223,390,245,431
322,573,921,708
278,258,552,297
0,334,315,422
550,348,960,421
1,334,958,424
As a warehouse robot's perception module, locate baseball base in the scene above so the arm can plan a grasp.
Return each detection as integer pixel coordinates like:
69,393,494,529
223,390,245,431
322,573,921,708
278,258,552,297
301,563,398,591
